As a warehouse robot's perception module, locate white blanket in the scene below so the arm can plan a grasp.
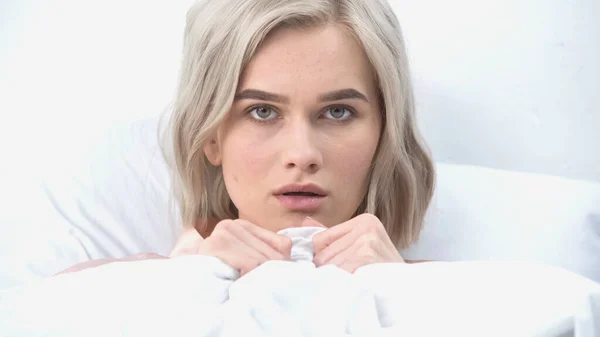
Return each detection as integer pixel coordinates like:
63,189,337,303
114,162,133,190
1,227,599,337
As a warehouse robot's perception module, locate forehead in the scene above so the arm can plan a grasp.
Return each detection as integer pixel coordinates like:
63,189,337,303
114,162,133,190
239,24,376,96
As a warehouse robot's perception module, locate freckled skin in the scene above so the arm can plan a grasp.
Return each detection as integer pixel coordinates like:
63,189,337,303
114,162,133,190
205,24,382,232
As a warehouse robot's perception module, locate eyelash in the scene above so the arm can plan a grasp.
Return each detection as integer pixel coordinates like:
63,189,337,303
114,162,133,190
244,105,357,124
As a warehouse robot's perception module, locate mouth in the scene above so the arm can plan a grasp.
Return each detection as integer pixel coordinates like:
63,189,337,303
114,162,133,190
281,191,322,197
274,183,327,197
274,184,327,211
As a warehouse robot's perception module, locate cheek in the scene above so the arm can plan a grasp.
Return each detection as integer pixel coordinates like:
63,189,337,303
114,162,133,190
331,145,375,188
325,99,382,167
326,128,379,181
220,128,275,194
225,142,265,172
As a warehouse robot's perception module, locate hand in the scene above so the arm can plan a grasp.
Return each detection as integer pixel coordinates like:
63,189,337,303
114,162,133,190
170,219,292,276
309,214,404,273
55,253,167,275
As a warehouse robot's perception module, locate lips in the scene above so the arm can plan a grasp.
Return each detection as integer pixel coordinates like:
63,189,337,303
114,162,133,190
273,184,327,211
273,184,327,197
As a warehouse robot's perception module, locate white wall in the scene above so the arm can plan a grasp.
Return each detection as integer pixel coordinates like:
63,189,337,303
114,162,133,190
0,0,194,183
1,0,599,182
392,0,600,182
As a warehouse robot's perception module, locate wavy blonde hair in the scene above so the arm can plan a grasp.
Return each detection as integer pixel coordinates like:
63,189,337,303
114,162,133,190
166,0,435,249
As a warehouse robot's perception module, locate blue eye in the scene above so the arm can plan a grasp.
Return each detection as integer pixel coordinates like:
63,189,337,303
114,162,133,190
249,106,279,121
322,106,354,120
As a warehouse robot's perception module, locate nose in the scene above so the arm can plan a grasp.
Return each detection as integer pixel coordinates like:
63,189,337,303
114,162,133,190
281,118,323,173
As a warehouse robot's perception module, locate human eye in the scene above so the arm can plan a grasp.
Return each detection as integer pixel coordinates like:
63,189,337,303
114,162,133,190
247,105,279,122
321,106,355,121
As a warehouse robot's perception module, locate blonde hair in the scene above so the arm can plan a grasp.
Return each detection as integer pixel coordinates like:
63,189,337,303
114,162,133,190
166,0,435,249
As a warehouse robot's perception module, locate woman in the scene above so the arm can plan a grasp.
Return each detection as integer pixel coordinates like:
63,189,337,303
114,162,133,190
60,0,435,275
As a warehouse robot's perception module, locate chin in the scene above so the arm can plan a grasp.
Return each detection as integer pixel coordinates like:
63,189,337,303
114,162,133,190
273,213,314,230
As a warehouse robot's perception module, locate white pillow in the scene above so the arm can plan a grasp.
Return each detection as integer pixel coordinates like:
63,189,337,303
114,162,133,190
42,118,181,256
1,117,599,289
0,118,180,289
401,163,600,283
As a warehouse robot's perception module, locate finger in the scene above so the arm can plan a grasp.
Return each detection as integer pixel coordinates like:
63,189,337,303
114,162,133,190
231,241,270,276
353,230,396,265
320,238,361,268
220,249,264,276
227,221,286,261
313,229,361,266
236,220,292,258
337,242,374,273
312,218,356,254
338,259,365,274
208,229,267,275
324,213,394,261
362,225,404,263
219,245,265,276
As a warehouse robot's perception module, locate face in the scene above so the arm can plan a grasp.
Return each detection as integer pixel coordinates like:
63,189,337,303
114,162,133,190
204,24,382,232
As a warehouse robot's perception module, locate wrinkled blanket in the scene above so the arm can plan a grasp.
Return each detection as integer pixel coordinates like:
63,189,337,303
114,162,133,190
1,227,598,337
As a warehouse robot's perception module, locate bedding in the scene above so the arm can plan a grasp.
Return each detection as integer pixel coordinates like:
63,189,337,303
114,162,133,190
1,227,598,337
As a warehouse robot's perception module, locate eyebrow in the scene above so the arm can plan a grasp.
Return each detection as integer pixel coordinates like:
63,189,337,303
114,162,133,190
318,88,369,103
234,88,369,104
234,89,289,104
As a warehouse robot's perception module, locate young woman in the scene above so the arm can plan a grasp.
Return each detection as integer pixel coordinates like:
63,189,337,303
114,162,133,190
60,0,435,275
